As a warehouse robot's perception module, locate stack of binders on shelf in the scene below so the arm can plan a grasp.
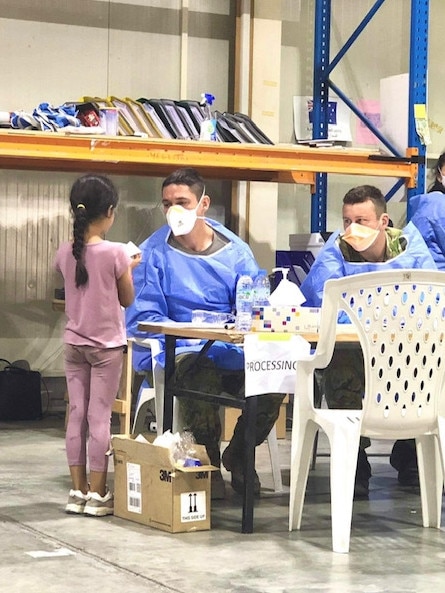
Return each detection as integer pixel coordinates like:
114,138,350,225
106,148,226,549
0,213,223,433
215,112,274,144
137,98,200,140
78,96,273,144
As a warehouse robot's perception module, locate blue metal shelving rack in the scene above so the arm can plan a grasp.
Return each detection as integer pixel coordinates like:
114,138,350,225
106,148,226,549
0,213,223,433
311,0,429,231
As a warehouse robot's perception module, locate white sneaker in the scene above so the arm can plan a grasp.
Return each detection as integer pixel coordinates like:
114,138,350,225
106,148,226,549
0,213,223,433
84,491,114,517
65,489,90,514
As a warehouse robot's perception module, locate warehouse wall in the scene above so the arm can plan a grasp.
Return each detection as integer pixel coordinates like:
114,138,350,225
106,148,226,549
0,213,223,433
0,0,442,375
0,0,235,374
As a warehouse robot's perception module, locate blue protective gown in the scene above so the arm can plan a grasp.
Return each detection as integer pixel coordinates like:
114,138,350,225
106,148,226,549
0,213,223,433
125,219,259,371
410,191,445,271
300,221,438,309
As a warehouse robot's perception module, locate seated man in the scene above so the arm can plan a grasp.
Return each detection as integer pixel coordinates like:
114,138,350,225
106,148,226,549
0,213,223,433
300,184,437,497
410,190,445,270
126,167,284,498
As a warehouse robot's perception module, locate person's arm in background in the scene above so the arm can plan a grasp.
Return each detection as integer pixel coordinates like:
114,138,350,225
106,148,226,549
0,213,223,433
410,193,445,271
299,231,343,307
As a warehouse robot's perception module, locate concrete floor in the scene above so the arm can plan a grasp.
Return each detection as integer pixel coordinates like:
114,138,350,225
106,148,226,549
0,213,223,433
1,414,444,593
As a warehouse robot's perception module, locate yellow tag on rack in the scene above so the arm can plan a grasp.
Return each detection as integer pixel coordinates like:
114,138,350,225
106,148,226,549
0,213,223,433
256,333,293,341
414,104,427,119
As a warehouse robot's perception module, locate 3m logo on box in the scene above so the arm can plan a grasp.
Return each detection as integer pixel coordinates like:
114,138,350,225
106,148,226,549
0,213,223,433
159,468,172,482
180,491,207,523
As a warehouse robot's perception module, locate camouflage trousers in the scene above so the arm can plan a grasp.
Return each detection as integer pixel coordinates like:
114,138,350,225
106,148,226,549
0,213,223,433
171,352,284,467
315,345,370,449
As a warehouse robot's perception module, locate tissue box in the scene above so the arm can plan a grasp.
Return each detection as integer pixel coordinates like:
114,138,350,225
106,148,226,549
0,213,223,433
251,306,320,333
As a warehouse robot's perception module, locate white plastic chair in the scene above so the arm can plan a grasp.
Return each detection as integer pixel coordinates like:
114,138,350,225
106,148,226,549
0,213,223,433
130,337,284,492
131,337,166,435
289,269,445,553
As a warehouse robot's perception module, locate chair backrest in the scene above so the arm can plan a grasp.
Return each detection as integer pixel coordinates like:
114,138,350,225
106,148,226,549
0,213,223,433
319,269,445,439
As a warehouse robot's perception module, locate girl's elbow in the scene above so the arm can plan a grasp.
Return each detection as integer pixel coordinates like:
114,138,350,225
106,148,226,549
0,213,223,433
120,295,135,308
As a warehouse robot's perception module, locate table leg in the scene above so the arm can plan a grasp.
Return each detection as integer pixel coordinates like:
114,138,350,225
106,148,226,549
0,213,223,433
163,335,176,432
161,334,257,533
242,394,257,534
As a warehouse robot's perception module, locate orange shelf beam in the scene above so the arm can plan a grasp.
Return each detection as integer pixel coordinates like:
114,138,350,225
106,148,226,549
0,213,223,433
0,131,419,188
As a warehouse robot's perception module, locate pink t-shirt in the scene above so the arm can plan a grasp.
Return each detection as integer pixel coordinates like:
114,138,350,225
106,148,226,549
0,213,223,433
55,241,131,348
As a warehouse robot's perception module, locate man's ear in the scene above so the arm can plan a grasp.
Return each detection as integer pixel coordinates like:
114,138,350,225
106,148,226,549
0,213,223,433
107,205,115,218
201,195,211,212
380,213,390,229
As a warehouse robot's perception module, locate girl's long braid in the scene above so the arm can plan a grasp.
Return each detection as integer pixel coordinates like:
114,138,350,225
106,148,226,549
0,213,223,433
69,174,119,289
72,206,89,287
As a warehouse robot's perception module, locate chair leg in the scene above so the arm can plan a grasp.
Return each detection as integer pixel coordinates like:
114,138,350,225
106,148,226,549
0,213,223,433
289,420,319,531
267,424,283,492
311,430,319,470
311,375,323,470
328,429,360,554
153,369,165,436
118,341,133,434
417,435,443,528
132,384,156,434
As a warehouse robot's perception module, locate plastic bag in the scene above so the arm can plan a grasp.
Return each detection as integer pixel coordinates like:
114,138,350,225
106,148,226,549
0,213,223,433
153,429,201,467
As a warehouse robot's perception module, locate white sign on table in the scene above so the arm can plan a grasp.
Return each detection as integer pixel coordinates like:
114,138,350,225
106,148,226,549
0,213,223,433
243,333,311,396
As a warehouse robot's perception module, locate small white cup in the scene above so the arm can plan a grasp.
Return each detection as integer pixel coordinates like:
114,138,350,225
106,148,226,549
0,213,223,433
99,108,119,135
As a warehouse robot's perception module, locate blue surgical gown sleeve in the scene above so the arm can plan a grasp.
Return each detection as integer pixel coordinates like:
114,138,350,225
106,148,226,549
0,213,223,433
300,222,437,319
410,191,445,271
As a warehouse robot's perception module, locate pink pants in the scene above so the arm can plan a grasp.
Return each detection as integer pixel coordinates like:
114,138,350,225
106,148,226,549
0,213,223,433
64,344,124,472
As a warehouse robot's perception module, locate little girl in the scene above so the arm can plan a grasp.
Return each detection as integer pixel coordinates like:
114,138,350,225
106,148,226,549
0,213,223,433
55,174,141,516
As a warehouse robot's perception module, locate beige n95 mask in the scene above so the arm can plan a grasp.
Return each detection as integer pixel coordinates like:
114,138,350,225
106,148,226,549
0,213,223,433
166,205,198,236
165,192,205,236
342,222,380,252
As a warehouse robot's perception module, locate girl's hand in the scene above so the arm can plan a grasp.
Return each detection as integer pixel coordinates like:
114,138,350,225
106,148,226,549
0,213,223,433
130,253,142,269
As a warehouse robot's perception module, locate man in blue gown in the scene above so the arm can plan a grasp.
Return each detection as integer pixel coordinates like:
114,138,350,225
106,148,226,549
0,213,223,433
300,185,437,497
126,167,284,498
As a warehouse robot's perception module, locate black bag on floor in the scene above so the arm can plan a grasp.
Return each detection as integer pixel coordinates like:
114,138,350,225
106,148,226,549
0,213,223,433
0,359,42,421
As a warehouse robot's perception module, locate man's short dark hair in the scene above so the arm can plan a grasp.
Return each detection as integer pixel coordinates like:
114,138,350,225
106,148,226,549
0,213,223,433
162,167,205,200
343,185,387,216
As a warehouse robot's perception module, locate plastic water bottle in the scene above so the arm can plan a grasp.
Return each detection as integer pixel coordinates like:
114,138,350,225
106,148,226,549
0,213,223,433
235,273,254,331
253,269,270,306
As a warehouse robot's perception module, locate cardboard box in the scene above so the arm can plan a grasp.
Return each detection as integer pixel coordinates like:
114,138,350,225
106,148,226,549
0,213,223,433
251,305,320,333
112,434,217,533
220,396,289,441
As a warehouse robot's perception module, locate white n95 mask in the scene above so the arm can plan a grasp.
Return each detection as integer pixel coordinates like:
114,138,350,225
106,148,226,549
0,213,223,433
342,222,380,252
166,204,198,236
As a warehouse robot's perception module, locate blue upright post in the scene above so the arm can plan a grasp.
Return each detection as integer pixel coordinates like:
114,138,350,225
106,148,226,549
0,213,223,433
407,0,429,219
311,0,330,232
310,0,429,226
